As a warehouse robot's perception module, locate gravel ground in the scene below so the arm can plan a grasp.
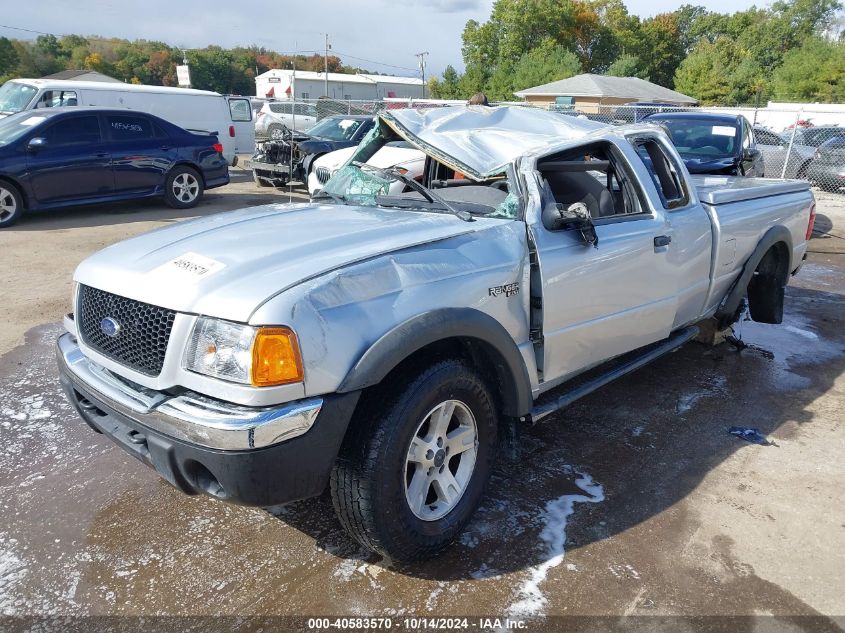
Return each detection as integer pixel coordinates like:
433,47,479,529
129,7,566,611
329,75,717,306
0,176,842,631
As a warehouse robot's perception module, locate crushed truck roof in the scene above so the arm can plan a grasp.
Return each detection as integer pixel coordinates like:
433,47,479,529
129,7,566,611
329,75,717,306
380,105,609,180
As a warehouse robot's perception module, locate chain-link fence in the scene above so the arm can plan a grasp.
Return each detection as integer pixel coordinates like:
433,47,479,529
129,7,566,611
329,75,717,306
253,97,845,193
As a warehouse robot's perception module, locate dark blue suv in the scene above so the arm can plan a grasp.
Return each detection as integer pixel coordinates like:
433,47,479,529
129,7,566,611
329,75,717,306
0,107,229,228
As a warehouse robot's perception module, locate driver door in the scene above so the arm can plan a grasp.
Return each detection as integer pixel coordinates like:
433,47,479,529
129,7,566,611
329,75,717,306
529,138,683,385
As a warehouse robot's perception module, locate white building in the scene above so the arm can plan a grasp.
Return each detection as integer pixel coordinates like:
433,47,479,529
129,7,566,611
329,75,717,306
255,69,424,101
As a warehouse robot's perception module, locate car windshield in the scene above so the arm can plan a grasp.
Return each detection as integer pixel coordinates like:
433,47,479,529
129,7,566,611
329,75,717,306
652,119,738,159
317,164,519,220
0,111,48,146
0,82,38,115
307,117,365,141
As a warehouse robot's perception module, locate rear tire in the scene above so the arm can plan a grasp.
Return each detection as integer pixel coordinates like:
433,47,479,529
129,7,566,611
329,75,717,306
164,166,204,209
330,359,498,562
0,182,24,228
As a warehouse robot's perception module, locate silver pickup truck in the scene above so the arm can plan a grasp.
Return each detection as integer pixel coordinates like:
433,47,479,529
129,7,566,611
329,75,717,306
57,106,815,561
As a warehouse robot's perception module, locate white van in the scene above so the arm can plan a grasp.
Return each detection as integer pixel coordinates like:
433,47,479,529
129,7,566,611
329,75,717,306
0,79,254,165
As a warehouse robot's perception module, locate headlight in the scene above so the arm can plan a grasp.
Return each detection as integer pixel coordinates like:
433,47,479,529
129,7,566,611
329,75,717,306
183,317,303,387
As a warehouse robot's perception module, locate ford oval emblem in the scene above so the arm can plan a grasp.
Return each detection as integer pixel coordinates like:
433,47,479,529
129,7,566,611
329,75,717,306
100,317,121,338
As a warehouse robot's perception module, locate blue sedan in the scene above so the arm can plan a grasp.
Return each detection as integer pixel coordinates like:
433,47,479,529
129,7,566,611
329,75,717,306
0,107,229,228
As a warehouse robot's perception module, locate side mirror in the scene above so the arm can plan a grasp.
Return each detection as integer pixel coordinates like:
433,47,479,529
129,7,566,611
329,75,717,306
556,202,599,248
27,137,47,152
743,147,761,160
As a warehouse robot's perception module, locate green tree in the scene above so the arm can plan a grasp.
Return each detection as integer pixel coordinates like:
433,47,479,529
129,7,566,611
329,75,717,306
606,53,648,79
512,40,581,91
0,38,19,81
638,13,685,87
772,37,845,101
674,37,766,104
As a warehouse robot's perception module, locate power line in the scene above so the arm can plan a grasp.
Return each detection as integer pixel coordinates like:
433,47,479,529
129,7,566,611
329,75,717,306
0,23,61,36
331,50,419,73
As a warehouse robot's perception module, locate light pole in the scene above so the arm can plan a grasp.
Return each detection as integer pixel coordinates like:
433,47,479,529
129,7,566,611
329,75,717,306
324,34,331,97
415,51,429,99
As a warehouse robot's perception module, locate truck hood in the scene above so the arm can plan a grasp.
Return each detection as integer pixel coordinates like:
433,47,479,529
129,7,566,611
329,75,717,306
381,105,607,180
75,203,477,323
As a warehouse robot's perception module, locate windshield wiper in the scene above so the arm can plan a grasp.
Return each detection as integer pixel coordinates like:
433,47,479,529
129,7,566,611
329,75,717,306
312,190,347,205
352,161,473,222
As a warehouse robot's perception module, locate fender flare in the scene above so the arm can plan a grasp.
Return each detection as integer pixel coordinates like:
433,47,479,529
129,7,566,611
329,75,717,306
336,308,533,418
716,225,793,322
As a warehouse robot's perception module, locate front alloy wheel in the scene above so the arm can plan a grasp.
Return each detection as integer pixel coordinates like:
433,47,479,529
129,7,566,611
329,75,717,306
0,184,24,228
331,359,497,561
405,400,478,521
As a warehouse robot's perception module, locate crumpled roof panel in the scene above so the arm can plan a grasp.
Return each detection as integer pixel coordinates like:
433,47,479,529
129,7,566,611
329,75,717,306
381,105,608,179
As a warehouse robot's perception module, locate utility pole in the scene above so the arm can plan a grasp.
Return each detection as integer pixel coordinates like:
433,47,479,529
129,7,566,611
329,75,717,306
415,51,429,99
324,33,331,97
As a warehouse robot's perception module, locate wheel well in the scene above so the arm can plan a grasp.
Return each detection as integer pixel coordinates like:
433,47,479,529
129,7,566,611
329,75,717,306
755,241,790,282
0,175,26,208
360,336,524,422
351,336,519,456
169,162,205,187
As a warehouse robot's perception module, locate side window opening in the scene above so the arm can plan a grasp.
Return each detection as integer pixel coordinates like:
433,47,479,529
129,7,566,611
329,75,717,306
537,142,644,224
43,115,101,145
228,98,252,122
106,115,153,141
632,138,689,210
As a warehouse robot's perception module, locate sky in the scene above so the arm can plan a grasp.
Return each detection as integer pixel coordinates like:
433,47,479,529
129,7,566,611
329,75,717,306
3,0,763,78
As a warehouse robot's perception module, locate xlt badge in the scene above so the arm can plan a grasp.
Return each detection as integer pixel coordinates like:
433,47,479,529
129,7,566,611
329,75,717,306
488,282,520,298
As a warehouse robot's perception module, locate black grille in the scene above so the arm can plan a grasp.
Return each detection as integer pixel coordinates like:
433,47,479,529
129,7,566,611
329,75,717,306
315,166,332,184
77,285,176,376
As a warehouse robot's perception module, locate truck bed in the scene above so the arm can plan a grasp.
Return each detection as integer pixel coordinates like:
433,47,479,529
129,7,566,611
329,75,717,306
692,175,813,317
691,175,809,205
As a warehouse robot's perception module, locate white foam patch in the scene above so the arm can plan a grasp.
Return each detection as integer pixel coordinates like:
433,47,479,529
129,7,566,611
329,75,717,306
0,534,27,614
783,325,818,340
504,472,604,618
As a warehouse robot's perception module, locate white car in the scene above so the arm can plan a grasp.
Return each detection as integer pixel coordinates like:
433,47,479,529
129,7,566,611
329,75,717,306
255,101,317,138
308,141,425,196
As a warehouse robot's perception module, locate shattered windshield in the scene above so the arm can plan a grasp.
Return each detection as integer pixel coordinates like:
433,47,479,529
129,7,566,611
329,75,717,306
317,164,520,220
308,117,365,141
0,82,37,115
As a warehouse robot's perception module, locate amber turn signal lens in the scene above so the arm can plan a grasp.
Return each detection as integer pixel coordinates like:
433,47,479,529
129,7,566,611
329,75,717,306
251,327,303,387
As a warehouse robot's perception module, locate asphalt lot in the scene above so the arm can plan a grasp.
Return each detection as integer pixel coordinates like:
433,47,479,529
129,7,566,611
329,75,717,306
0,171,843,630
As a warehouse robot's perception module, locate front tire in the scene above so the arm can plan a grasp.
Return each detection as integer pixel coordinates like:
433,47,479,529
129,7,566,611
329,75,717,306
331,359,498,562
0,182,24,228
164,166,203,209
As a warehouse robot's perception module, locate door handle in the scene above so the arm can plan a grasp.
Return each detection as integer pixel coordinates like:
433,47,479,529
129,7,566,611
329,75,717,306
654,235,672,249
94,152,109,158
160,146,171,151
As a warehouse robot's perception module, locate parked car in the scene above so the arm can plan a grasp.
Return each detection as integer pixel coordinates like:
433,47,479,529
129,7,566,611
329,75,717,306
807,136,845,191
58,105,814,561
753,126,816,179
307,141,425,196
785,126,845,149
0,78,253,165
251,114,375,187
255,101,318,138
643,112,764,176
0,107,229,228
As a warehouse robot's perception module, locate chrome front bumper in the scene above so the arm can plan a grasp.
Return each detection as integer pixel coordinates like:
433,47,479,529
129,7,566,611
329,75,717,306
57,333,322,451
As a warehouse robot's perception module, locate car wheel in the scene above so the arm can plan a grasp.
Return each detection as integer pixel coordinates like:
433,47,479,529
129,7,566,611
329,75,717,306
331,359,497,562
268,124,287,140
164,166,204,209
0,182,24,228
